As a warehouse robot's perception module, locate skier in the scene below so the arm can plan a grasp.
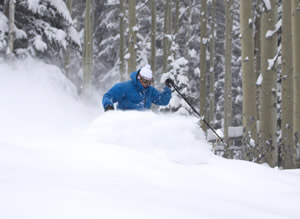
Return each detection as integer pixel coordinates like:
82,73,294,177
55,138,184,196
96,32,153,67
102,64,174,111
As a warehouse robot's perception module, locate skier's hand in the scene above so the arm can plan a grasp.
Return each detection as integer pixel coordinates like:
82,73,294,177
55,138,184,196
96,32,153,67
105,105,114,112
165,78,174,88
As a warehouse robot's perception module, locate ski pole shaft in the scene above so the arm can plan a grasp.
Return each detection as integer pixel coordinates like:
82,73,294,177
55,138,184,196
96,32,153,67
171,84,224,143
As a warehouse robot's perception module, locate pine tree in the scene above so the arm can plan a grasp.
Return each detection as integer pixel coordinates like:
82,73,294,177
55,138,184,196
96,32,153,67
160,1,192,115
6,0,80,66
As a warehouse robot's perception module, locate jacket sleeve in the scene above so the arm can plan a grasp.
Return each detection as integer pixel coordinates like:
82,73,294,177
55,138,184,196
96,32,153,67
151,86,172,106
102,84,125,109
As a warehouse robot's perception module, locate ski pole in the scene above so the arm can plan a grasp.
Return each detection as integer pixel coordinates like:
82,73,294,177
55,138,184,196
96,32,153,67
170,83,225,144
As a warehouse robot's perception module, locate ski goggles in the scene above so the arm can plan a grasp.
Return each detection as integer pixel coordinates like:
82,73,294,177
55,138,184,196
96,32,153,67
138,75,154,85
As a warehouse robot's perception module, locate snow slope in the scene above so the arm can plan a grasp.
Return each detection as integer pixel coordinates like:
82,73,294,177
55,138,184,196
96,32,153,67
0,59,300,219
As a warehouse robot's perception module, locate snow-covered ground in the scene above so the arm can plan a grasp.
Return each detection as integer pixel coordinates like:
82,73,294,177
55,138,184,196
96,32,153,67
0,59,300,219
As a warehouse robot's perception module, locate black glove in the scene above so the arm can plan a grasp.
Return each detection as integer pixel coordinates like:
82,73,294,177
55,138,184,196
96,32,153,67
165,78,174,88
105,105,114,112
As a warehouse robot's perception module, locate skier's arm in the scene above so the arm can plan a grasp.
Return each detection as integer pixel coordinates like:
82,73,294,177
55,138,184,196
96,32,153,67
151,86,172,106
102,84,125,110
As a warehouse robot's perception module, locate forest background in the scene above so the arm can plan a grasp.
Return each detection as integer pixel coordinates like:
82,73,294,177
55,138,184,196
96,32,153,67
0,0,300,169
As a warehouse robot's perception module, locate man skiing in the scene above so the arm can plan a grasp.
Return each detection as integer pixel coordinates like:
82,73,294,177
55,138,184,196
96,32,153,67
102,64,174,111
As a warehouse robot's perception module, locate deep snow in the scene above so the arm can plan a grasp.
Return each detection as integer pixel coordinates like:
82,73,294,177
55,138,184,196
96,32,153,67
0,59,300,219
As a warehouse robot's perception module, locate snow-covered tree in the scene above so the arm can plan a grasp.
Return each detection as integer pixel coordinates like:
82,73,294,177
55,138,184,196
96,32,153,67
13,0,80,62
160,56,192,115
0,0,81,85
159,1,196,115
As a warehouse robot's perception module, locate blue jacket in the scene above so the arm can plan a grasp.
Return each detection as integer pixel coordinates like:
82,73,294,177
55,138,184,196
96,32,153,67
102,70,172,110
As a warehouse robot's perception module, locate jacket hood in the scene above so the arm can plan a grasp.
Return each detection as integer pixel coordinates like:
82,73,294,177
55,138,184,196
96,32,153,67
130,70,146,91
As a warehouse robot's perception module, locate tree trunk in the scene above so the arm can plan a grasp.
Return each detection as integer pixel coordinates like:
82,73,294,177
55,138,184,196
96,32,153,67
259,0,278,167
174,0,179,36
184,1,190,56
64,0,72,79
292,0,300,167
3,0,9,18
254,0,261,123
209,0,216,127
200,0,207,131
128,0,137,75
8,0,15,57
163,0,171,73
119,0,125,81
224,0,233,146
184,0,192,60
83,0,93,91
281,0,295,169
254,0,261,80
172,0,179,60
150,0,156,75
240,0,258,161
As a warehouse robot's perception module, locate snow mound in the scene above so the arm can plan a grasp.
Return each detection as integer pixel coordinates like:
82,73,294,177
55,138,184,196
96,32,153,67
81,111,213,164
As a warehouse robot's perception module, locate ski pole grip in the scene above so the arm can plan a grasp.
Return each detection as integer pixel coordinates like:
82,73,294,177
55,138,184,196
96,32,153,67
165,78,175,88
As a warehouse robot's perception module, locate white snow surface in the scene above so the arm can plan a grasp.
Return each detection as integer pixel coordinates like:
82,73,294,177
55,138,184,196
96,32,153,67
1,59,300,219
